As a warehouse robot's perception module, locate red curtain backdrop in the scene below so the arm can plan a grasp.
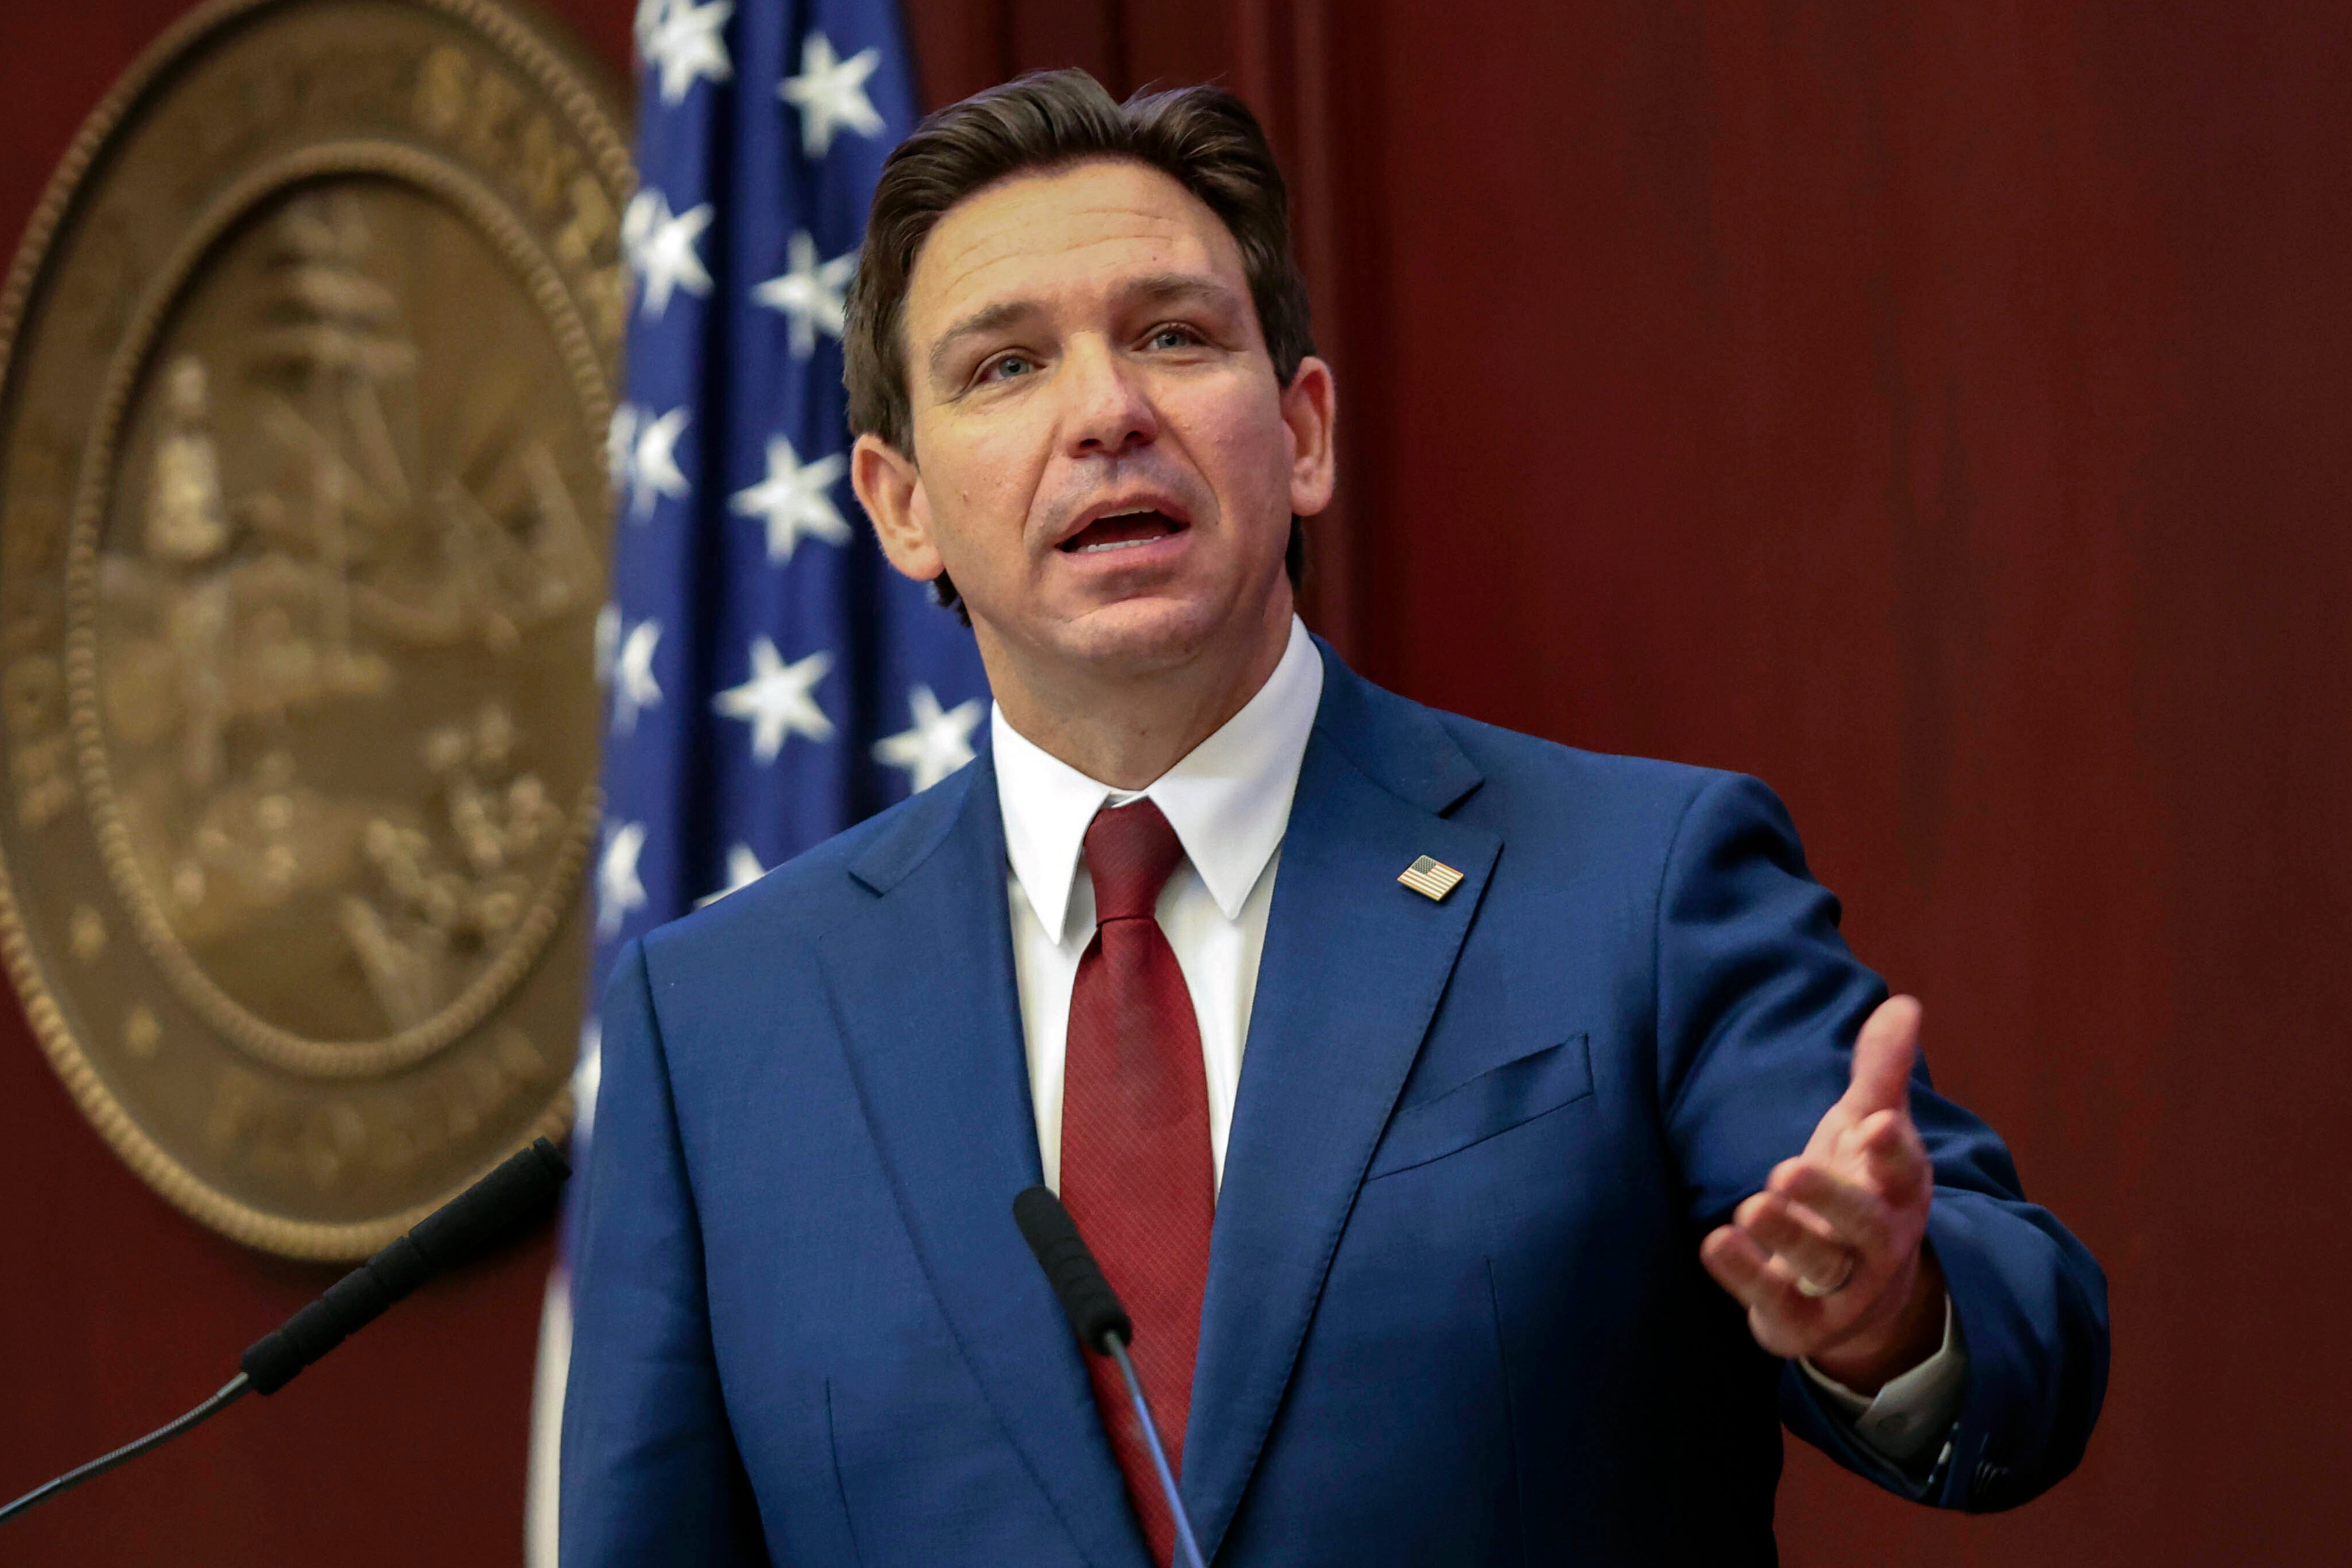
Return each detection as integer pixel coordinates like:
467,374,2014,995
2,2,2346,1562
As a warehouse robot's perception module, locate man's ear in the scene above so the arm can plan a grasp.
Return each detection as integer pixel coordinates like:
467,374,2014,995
851,432,944,584
1281,355,1338,517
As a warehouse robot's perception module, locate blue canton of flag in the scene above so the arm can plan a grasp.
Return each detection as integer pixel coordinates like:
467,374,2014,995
597,0,985,987
528,3,984,1555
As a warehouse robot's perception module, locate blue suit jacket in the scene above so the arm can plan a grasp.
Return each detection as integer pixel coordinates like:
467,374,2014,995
561,644,2107,1566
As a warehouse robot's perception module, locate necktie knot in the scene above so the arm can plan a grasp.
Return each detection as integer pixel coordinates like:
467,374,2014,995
1083,798,1185,923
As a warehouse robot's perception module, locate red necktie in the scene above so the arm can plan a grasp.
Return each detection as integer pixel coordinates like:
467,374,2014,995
1059,799,1214,1566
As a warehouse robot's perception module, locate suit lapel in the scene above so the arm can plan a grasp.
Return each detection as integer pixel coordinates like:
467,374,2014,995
820,755,1149,1568
1181,653,1500,1559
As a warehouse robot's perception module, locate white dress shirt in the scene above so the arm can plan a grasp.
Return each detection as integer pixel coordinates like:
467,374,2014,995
996,616,1323,1195
989,613,1965,1468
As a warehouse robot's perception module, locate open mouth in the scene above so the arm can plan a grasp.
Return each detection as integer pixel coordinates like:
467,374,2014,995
1057,506,1189,554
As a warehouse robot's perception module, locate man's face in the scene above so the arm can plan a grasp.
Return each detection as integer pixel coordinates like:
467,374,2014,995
855,158,1333,680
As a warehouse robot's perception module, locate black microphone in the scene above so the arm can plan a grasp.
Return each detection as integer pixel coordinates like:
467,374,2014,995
241,1136,569,1393
1013,1186,1208,1568
0,1137,569,1528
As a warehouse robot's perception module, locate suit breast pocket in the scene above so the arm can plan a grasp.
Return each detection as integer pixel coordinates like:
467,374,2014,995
1365,1033,1595,1180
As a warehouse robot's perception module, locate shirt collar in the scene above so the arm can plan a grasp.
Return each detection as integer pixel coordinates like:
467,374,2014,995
992,615,1323,942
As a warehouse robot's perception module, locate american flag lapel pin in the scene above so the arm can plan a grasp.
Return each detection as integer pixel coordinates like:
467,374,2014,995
1397,855,1464,902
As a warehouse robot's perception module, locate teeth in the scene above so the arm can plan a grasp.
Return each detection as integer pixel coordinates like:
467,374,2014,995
1078,537,1155,552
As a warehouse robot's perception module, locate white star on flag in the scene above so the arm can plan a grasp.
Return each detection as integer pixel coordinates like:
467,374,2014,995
594,603,622,686
597,820,648,938
629,405,692,519
779,31,885,158
622,189,715,319
712,638,835,762
728,436,850,562
632,0,667,54
612,618,663,734
695,843,768,908
641,0,733,105
570,1018,603,1140
606,403,639,501
751,231,856,357
874,684,984,792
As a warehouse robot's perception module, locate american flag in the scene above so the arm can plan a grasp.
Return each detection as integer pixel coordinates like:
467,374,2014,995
527,2,985,1554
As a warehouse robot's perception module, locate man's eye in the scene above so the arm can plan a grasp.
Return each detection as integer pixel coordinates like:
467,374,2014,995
1147,325,1198,351
983,354,1032,382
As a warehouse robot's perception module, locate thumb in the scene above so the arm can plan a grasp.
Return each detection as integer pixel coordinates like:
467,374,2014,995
1842,995,1922,1119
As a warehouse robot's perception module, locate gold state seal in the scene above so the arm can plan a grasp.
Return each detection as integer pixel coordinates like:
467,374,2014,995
0,0,631,1257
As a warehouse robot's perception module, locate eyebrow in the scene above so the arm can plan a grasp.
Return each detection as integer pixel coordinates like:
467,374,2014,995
928,300,1037,383
924,272,1245,385
1115,272,1244,318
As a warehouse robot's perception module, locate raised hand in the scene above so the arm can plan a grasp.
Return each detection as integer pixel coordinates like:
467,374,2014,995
1698,995,1946,1392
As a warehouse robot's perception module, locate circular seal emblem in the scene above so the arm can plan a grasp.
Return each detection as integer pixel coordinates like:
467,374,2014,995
0,0,630,1257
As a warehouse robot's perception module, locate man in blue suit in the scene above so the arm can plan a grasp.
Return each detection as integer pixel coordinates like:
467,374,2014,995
562,71,2107,1565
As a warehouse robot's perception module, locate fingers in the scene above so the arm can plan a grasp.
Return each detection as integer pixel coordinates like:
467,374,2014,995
1699,1224,1813,1355
1841,995,1922,1119
1699,1222,1775,1300
1784,1105,1931,1206
1767,1159,1895,1260
1748,1116,1932,1304
1852,1106,1935,1207
1733,1188,1853,1291
1703,995,1938,1363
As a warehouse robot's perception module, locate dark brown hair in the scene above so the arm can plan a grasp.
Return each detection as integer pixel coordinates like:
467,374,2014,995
844,69,1314,610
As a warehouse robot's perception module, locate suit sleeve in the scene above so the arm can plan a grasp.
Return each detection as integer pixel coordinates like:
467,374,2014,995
560,938,770,1565
1651,772,2109,1511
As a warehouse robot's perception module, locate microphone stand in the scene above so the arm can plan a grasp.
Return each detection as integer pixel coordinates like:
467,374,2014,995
0,1138,567,1530
1013,1184,1208,1568
1103,1331,1208,1568
0,1376,249,1524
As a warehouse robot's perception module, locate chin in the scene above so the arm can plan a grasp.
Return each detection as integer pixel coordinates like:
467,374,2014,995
1050,594,1232,672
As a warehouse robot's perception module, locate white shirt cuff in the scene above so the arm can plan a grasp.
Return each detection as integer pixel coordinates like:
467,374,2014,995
1798,1292,1967,1468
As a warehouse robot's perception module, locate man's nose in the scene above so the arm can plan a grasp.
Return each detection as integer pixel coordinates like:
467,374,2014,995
1061,338,1157,456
